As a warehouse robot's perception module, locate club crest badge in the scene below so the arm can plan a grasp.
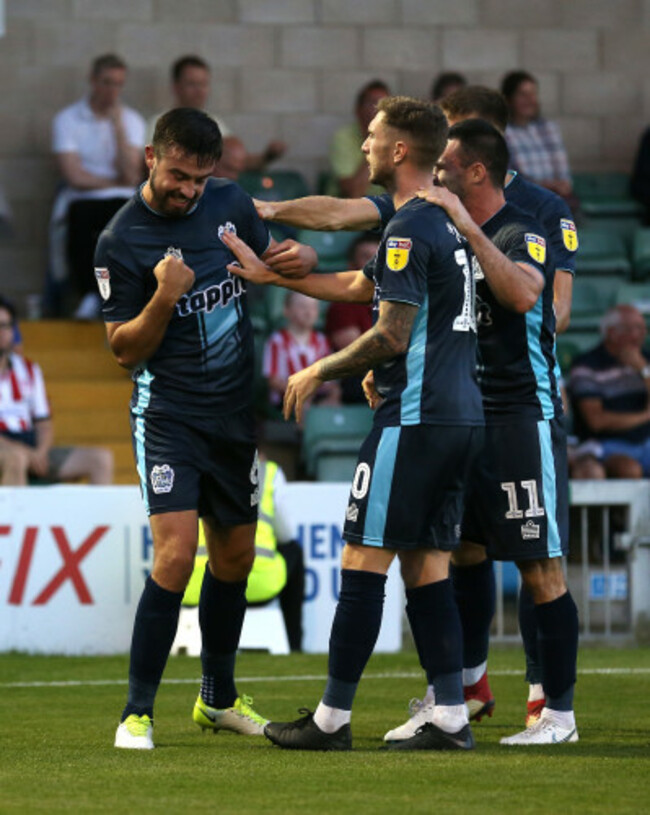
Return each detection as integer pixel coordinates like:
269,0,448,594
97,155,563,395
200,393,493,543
521,520,541,540
346,502,359,523
150,464,175,494
525,233,546,264
386,237,412,271
560,219,578,252
218,222,237,240
94,267,111,300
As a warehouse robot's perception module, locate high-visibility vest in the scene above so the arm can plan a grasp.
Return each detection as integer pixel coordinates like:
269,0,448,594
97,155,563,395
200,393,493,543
182,459,288,606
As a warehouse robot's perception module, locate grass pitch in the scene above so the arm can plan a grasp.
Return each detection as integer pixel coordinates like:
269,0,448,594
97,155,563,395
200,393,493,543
1,646,649,814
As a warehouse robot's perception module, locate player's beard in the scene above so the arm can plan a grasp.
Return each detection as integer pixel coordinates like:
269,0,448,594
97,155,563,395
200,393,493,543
148,167,198,217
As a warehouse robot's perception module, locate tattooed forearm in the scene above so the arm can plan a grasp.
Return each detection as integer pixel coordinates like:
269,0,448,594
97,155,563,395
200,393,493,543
318,301,418,381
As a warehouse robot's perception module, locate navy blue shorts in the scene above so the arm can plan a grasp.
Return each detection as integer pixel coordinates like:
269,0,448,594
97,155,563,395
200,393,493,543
130,408,258,523
343,423,483,551
461,416,569,561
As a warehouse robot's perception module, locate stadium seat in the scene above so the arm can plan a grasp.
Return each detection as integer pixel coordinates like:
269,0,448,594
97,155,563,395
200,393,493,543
631,228,650,280
296,229,359,272
573,172,643,217
302,405,373,477
573,227,631,276
556,331,600,373
614,281,650,316
314,452,360,482
568,275,620,330
238,170,310,202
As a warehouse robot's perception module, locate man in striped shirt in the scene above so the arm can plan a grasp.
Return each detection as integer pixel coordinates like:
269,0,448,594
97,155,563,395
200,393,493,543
0,296,113,485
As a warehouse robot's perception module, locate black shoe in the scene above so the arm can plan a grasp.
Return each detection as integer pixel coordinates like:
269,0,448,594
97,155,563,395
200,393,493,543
264,708,352,751
385,721,475,751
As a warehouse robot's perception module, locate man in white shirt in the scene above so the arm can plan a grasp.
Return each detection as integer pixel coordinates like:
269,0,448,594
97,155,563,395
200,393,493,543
51,54,146,318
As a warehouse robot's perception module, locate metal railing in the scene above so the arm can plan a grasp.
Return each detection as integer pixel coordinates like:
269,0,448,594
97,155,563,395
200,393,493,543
492,479,650,643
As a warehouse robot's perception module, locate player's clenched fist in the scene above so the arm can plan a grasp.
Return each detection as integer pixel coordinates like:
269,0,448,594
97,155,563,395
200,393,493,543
153,254,195,301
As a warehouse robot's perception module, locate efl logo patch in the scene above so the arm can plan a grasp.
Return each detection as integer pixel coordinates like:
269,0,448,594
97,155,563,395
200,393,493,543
386,237,412,271
561,219,578,252
150,464,175,494
525,233,546,264
94,267,111,300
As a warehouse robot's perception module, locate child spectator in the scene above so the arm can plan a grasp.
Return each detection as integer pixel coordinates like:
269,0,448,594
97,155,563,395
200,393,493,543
263,292,340,411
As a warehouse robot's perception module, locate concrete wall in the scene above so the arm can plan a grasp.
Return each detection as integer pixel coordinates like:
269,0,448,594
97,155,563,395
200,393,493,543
1,0,649,310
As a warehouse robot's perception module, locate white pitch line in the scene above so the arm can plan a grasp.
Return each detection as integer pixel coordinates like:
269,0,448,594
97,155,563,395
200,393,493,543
1,667,649,689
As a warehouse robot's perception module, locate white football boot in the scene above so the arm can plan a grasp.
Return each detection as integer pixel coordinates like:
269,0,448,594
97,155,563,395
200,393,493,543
500,707,578,745
114,714,154,750
383,698,435,742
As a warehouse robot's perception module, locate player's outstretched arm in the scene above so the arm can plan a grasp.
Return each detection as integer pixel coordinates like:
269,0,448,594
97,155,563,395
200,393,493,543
223,231,373,304
106,254,194,368
283,300,416,423
418,187,544,313
254,196,381,231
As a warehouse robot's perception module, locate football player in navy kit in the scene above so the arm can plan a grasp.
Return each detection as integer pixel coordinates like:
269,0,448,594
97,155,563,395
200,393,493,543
438,86,577,729
223,96,484,751
415,120,578,746
254,87,578,737
97,108,317,750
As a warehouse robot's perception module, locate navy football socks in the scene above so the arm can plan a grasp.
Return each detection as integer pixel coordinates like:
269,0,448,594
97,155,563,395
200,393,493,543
406,579,464,706
322,569,386,711
518,583,543,685
450,559,495,672
122,575,184,720
535,591,579,711
199,564,248,709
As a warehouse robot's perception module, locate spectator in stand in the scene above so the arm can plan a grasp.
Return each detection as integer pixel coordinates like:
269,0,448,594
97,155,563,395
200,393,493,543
214,136,248,182
148,55,286,172
325,233,379,404
326,79,390,198
430,71,467,103
568,305,650,479
501,71,575,206
0,296,113,485
631,126,650,224
50,54,146,319
263,292,340,412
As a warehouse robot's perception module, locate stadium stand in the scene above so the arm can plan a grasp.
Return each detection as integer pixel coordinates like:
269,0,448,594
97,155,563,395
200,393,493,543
573,171,644,218
295,229,359,272
20,321,135,484
569,276,620,331
573,227,631,276
237,170,310,202
631,227,650,280
302,404,372,480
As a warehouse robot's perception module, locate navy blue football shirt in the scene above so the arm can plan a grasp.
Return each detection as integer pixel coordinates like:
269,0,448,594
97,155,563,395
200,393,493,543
368,194,563,423
368,173,578,279
504,171,577,275
476,201,563,422
95,178,271,420
364,197,483,429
